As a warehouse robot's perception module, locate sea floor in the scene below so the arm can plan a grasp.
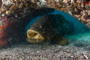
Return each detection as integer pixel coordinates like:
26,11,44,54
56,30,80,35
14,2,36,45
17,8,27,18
0,32,90,60
0,43,90,60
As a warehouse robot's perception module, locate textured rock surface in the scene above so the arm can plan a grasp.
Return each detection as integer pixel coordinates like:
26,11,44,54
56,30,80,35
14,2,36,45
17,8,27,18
1,0,90,28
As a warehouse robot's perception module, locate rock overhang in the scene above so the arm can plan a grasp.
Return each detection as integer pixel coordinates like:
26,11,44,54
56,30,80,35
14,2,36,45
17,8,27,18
0,0,90,28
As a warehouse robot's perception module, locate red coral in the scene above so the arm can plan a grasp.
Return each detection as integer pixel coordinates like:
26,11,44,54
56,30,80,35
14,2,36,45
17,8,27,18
84,1,89,5
0,21,11,46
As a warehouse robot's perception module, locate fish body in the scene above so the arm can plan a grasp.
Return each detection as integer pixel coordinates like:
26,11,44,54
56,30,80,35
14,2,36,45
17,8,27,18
27,14,74,45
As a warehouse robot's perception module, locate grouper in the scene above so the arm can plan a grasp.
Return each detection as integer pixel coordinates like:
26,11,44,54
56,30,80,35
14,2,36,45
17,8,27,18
27,14,74,45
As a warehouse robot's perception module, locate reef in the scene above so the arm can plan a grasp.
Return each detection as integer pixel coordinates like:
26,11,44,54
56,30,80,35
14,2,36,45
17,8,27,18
0,1,90,60
35,0,90,28
0,0,90,28
0,0,90,46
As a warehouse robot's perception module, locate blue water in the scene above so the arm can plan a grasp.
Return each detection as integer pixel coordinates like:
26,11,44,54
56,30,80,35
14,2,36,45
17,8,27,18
25,9,90,44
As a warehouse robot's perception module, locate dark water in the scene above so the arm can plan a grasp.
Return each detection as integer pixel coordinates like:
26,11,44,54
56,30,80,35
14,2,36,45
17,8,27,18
25,9,90,47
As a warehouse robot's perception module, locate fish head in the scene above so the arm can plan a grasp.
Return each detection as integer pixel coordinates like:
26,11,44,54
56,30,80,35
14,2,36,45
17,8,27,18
27,29,45,43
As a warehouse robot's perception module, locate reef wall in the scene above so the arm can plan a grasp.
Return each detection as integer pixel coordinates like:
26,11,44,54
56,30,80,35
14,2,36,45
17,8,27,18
1,0,90,28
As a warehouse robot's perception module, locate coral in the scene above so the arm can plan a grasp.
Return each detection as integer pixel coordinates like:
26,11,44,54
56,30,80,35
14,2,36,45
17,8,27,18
0,21,11,46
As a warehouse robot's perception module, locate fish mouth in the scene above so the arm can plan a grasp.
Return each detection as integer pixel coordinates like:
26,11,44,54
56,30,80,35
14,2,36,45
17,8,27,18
27,29,45,43
26,38,45,43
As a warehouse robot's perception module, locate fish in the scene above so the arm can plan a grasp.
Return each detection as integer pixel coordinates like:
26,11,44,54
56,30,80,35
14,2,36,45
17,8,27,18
26,14,74,45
